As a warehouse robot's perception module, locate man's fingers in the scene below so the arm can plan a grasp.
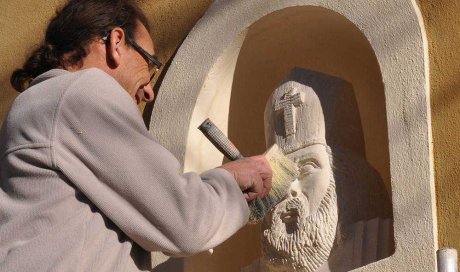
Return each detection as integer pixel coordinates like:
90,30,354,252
254,176,265,198
262,173,272,197
244,192,258,202
219,155,273,201
256,156,272,197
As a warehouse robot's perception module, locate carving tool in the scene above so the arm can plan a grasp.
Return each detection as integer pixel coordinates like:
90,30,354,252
198,118,299,224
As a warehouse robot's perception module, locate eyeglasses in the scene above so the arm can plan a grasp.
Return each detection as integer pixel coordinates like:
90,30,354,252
102,33,163,82
126,36,162,82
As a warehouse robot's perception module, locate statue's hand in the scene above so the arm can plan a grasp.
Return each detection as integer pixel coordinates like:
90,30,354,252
220,156,272,202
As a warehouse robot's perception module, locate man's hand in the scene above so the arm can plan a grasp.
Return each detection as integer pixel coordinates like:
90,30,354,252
219,156,272,202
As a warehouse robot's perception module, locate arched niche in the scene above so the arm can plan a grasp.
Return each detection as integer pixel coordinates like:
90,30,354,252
149,1,436,271
227,6,390,196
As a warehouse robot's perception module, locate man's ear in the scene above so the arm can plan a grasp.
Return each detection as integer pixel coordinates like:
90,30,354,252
106,27,126,68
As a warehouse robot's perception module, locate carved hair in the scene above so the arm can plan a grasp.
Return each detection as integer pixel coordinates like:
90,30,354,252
261,179,338,271
10,0,150,92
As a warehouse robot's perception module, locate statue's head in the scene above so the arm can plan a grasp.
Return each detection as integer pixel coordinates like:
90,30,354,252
262,80,338,271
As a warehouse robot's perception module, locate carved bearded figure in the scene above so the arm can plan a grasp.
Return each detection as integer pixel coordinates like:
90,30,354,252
242,68,393,272
261,80,338,271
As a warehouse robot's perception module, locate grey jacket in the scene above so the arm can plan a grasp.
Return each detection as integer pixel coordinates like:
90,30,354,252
0,68,249,271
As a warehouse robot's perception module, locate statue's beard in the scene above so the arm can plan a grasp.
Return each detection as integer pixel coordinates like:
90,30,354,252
261,180,338,271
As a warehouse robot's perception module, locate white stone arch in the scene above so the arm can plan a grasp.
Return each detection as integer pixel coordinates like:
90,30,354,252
149,1,437,271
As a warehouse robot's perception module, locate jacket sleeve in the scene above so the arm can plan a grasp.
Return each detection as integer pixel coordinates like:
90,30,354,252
52,69,249,256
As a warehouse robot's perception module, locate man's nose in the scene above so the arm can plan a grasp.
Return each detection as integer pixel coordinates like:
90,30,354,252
141,84,154,103
288,179,302,198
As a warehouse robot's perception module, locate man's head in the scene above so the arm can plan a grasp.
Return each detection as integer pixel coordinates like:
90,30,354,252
11,0,160,104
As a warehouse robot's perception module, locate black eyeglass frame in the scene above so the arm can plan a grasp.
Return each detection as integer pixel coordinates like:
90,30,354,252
102,32,163,81
126,36,162,69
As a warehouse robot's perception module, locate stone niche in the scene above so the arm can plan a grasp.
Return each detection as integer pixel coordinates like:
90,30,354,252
149,1,437,272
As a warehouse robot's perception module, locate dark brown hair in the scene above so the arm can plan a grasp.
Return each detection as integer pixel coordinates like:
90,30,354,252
10,0,150,92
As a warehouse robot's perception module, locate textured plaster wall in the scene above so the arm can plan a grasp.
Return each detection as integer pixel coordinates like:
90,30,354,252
417,0,460,250
0,0,61,126
0,0,459,263
152,1,435,271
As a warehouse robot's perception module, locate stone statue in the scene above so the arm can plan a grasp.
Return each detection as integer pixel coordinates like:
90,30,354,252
242,68,393,272
261,74,338,272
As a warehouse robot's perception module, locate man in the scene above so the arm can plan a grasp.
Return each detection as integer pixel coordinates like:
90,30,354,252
0,0,272,271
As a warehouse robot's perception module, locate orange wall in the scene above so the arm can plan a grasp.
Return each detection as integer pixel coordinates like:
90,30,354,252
0,0,212,119
0,0,459,253
418,0,460,250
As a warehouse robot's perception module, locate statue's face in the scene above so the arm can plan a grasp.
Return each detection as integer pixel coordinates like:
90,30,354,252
286,144,331,216
262,143,336,270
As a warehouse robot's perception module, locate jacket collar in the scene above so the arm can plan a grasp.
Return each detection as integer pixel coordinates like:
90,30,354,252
30,69,70,87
